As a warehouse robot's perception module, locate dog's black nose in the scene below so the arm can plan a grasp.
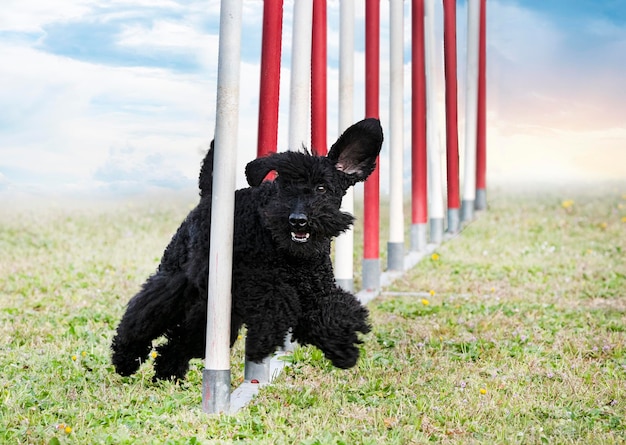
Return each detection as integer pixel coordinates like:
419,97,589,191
289,213,308,228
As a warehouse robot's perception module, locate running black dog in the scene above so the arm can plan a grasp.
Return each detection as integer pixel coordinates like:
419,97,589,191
111,118,384,380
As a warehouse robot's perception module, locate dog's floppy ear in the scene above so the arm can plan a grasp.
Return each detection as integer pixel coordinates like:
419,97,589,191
245,154,281,186
327,118,384,184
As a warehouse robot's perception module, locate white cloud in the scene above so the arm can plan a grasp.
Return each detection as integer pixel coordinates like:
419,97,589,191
0,0,95,32
1,0,625,202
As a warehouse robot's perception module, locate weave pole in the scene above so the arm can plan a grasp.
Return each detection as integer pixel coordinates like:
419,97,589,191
362,0,381,290
202,0,242,415
461,0,480,222
424,0,444,244
442,0,461,233
475,0,487,211
311,0,328,156
411,0,428,253
387,0,404,271
334,0,356,291
244,0,284,386
288,0,313,151
256,0,284,158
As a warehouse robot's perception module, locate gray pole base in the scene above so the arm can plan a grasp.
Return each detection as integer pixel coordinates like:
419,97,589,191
202,369,231,414
410,223,428,252
461,199,475,222
244,356,270,384
429,217,444,244
447,208,460,234
281,330,297,352
387,242,404,272
475,188,487,211
335,278,354,292
361,258,380,291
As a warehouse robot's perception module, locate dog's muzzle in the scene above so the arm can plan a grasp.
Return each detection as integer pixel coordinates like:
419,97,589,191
289,212,310,243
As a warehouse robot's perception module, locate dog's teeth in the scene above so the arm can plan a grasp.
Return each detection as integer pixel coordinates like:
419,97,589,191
291,232,310,243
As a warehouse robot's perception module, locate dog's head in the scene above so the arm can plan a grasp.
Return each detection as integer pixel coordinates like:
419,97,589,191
245,118,383,258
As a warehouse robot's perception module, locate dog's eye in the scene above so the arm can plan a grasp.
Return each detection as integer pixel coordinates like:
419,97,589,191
316,185,326,194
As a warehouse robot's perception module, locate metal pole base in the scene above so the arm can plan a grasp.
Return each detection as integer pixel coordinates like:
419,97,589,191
361,258,380,291
447,208,460,234
411,223,428,252
429,217,444,244
244,356,270,384
387,242,404,272
335,278,354,292
475,188,487,211
202,369,231,414
461,199,475,222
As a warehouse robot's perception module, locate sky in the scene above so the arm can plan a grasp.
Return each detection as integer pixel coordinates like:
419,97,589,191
0,0,625,201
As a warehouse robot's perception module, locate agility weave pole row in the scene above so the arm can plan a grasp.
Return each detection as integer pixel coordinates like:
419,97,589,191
204,0,488,414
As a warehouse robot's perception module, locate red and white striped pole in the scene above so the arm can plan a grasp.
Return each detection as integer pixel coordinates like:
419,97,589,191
245,0,284,386
311,0,327,156
362,0,381,290
411,0,428,253
442,0,460,233
256,0,283,159
475,0,487,211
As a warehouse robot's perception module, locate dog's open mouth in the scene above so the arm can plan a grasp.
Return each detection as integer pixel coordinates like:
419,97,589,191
291,232,310,243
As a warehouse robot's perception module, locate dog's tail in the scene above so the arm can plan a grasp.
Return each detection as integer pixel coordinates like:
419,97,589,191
111,272,187,376
198,141,214,198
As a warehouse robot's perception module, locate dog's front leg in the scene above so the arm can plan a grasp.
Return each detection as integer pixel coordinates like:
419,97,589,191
293,288,371,369
235,278,301,364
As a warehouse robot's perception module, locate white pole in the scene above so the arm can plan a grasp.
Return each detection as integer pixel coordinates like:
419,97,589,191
202,0,242,415
424,0,445,243
387,0,404,271
462,0,480,222
288,0,313,151
334,0,355,291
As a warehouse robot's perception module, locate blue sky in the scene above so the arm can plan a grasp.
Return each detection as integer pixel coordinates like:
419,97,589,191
1,0,625,200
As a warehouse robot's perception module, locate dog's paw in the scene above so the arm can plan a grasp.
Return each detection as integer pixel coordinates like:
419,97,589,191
325,344,360,369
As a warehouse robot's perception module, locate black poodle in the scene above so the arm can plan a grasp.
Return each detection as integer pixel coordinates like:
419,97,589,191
111,118,384,380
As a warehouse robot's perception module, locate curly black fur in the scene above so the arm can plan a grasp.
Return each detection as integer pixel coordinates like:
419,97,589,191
111,118,384,380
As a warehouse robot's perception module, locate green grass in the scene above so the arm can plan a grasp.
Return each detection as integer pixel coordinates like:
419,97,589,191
1,184,625,444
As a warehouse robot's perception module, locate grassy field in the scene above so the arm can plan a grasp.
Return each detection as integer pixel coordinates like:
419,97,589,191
1,183,625,444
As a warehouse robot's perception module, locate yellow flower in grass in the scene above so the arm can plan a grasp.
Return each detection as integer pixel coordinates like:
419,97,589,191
479,388,487,395
429,289,436,297
421,298,430,306
71,355,77,361
621,216,626,223
151,351,158,359
561,199,574,209
431,253,440,261
599,222,608,230
57,423,72,434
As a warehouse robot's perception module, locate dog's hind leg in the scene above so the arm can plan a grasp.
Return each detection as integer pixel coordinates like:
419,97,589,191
152,287,206,381
111,272,187,376
152,296,245,381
